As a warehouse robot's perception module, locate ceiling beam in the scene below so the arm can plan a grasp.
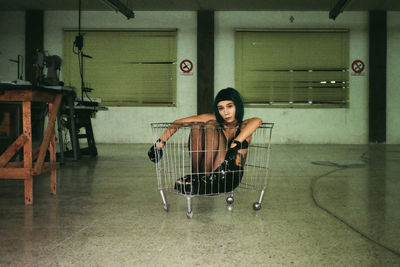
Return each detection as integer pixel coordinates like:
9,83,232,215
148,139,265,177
329,0,351,20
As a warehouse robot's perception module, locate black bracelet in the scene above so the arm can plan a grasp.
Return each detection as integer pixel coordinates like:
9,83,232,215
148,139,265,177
157,138,166,146
232,140,241,148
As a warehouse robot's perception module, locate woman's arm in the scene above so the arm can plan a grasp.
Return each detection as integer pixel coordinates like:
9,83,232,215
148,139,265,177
157,113,215,147
224,117,262,167
231,117,263,147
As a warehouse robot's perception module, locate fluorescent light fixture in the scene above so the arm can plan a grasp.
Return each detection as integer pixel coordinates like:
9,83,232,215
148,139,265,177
329,0,351,20
101,0,135,19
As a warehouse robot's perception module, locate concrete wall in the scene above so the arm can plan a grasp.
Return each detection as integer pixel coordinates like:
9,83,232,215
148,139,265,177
387,12,400,144
44,11,197,143
0,10,399,144
0,12,25,82
215,11,369,144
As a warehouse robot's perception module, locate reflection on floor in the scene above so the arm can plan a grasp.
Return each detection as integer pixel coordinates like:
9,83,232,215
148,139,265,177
0,144,399,266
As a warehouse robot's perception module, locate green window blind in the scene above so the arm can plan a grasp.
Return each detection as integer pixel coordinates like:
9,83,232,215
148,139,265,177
63,30,177,106
235,30,349,107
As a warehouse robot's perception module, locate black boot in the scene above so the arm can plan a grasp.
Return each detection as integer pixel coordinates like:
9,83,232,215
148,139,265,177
174,175,199,195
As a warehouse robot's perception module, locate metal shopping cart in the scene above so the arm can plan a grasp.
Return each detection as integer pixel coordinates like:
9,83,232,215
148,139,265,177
150,122,274,218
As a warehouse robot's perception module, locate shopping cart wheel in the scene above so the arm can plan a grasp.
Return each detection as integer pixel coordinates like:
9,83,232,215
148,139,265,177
163,204,169,212
226,196,234,205
186,211,193,219
253,202,261,211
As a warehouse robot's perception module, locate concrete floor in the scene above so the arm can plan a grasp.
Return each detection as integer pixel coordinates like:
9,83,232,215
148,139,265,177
0,144,400,266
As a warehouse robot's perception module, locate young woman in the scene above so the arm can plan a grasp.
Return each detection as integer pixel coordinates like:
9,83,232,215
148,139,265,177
148,87,262,195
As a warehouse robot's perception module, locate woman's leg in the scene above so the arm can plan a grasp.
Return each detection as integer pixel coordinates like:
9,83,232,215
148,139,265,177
180,123,227,194
189,122,226,175
189,123,204,174
176,123,211,194
177,122,237,195
203,124,247,194
204,123,226,174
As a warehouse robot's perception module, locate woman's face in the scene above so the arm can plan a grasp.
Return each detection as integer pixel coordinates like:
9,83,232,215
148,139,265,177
217,100,237,124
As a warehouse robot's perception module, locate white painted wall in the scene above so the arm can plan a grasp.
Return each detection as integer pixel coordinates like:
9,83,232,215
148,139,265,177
0,12,25,82
44,11,198,143
215,11,370,144
1,10,399,144
387,12,400,144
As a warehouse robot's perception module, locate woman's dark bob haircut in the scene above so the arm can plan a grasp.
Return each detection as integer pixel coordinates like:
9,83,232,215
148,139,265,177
214,87,244,124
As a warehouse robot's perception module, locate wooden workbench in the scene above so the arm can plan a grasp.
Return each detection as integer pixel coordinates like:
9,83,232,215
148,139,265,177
0,84,72,204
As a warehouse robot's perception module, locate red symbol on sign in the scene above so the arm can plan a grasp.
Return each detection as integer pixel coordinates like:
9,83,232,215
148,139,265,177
180,59,193,73
351,60,365,73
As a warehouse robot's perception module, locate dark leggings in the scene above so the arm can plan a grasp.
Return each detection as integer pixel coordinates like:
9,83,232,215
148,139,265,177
175,122,244,195
189,122,226,174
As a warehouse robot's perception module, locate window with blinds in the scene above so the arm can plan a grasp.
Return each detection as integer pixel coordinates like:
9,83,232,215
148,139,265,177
63,30,177,106
235,30,349,108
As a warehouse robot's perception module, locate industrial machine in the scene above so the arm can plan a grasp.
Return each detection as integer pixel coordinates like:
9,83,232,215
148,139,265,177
34,51,63,86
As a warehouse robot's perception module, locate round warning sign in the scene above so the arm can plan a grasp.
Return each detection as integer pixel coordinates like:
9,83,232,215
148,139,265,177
180,59,193,73
351,60,365,74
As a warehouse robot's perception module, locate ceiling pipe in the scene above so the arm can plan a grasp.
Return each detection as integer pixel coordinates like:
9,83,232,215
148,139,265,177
100,0,134,19
329,0,351,20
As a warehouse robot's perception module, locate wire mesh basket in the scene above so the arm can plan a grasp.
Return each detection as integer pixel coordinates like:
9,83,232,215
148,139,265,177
150,122,274,218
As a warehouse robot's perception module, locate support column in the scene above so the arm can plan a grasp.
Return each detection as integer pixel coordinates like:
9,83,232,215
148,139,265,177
25,10,43,84
197,10,214,115
369,10,387,143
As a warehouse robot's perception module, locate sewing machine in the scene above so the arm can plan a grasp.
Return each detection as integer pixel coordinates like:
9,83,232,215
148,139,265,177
34,51,63,86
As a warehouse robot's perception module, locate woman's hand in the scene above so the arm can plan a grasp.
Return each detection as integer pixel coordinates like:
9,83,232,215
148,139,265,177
147,139,165,163
225,140,241,165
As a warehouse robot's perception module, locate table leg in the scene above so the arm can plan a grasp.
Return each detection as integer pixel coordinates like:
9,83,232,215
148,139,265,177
22,101,33,205
49,102,56,195
68,96,80,160
57,113,65,165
